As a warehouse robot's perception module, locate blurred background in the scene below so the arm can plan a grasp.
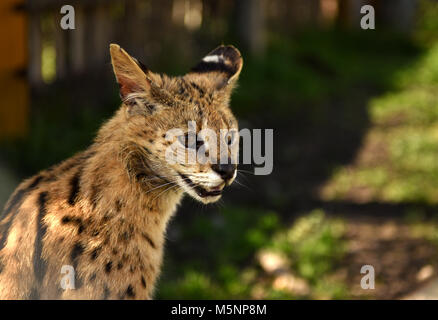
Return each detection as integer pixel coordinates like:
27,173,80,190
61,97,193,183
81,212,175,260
1,0,438,299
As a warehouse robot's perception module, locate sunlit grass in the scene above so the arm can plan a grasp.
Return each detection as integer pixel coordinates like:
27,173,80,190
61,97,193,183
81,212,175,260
405,209,438,247
158,208,348,299
266,210,346,289
322,38,438,205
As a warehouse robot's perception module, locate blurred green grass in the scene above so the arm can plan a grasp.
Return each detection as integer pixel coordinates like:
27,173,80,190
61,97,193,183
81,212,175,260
158,208,347,299
322,39,438,204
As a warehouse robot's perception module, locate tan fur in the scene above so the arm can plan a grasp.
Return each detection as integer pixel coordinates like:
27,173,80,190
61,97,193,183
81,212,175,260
0,44,242,299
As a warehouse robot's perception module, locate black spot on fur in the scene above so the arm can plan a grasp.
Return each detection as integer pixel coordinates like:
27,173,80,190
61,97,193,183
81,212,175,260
67,151,95,172
68,170,81,206
33,192,49,283
145,103,156,112
90,184,101,209
102,286,111,300
126,285,135,298
1,189,26,221
90,273,97,282
102,213,111,223
48,151,93,176
0,176,42,251
141,276,146,288
141,232,156,249
190,81,205,96
61,216,72,224
1,175,42,221
70,247,84,290
120,231,131,242
105,261,113,274
117,262,123,270
91,247,101,261
115,199,123,212
29,176,44,189
70,242,84,269
76,275,83,289
61,216,85,235
142,147,152,155
177,79,187,95
55,161,78,174
135,173,146,182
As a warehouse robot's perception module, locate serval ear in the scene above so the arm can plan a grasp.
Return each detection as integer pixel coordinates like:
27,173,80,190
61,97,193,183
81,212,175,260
110,44,151,102
189,45,243,90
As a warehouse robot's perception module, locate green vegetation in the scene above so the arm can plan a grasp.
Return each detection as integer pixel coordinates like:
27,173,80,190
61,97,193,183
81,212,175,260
322,40,438,204
157,208,347,299
268,210,345,285
233,30,419,120
405,209,438,247
157,207,280,299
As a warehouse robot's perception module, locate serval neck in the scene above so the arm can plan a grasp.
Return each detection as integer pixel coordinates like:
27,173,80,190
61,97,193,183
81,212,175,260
82,111,184,234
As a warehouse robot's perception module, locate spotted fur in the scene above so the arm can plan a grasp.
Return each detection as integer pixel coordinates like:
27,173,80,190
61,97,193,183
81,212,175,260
0,44,242,299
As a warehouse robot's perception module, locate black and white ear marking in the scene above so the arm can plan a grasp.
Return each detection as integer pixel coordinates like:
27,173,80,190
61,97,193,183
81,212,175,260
190,45,243,89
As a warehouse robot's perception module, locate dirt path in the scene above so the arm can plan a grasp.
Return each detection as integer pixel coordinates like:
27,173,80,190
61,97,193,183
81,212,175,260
341,216,438,299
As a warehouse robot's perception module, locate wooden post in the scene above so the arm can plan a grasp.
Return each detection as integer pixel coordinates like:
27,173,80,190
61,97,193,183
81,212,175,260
54,10,67,80
91,3,111,67
71,5,85,74
236,0,266,56
319,0,339,28
0,0,29,139
337,0,363,29
378,0,417,33
28,8,42,87
124,0,144,55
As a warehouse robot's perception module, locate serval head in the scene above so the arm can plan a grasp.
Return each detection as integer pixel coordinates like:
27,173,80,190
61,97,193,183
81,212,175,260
109,44,243,204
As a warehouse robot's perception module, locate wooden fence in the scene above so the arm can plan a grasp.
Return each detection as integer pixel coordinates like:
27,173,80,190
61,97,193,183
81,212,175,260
0,0,28,139
0,0,420,139
20,0,424,88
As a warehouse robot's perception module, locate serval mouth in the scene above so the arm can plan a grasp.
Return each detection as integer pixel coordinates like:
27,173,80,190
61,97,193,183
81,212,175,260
179,173,223,198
